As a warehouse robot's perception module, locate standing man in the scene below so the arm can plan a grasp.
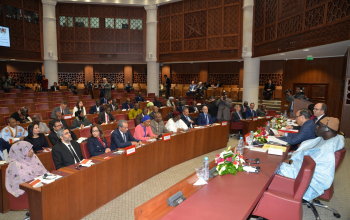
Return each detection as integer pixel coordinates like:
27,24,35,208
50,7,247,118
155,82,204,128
164,75,171,99
216,91,232,123
313,103,327,125
100,78,111,99
286,86,306,116
240,101,249,119
208,96,218,124
263,79,275,100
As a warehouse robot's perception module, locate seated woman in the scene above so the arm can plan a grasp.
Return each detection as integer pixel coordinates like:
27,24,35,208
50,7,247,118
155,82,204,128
71,110,92,129
87,125,110,157
133,115,158,141
6,141,48,198
72,101,86,117
24,122,50,152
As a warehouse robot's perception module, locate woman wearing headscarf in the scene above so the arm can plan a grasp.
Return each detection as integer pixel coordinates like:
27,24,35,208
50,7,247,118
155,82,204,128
6,141,48,198
71,110,92,129
24,122,50,152
166,97,176,107
133,115,158,141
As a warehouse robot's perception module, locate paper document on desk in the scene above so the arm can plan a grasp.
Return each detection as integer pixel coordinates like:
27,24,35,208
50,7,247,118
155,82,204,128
80,159,94,167
34,173,63,184
262,144,287,152
267,136,289,145
280,127,299,133
271,129,279,135
249,147,268,153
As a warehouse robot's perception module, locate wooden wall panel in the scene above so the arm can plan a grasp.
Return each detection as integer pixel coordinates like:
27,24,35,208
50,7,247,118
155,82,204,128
253,0,350,57
260,60,283,86
132,64,147,83
281,57,343,118
208,62,240,85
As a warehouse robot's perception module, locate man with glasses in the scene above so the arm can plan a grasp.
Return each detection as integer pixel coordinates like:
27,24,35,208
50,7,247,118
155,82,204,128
277,108,316,150
110,120,142,150
48,120,62,146
313,103,327,125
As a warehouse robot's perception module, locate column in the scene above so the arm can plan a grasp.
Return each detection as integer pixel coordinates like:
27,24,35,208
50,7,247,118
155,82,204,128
42,0,58,86
242,0,260,106
144,5,159,96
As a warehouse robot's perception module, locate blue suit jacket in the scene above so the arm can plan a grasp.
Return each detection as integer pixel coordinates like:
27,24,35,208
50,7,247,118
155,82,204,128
281,120,316,146
110,128,139,150
197,113,211,126
181,114,195,128
122,102,133,110
100,97,110,105
89,105,104,114
87,137,109,157
135,96,145,103
188,84,197,91
245,108,257,118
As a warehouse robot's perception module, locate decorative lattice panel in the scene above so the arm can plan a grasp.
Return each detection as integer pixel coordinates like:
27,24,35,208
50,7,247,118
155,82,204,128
265,24,276,41
209,74,239,85
265,0,277,25
277,14,303,38
305,5,325,29
160,49,238,62
133,73,147,84
8,72,36,84
259,74,283,86
172,73,200,84
254,0,265,29
93,73,124,83
58,73,85,84
327,0,350,23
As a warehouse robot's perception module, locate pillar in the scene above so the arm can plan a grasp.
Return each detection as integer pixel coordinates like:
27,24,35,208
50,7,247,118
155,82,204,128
242,0,260,106
42,0,58,86
144,5,159,96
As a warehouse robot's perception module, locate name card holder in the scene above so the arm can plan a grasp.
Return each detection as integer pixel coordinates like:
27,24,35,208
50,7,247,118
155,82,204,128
29,179,41,187
63,114,72,119
162,133,171,142
265,116,272,119
252,117,258,121
125,145,136,157
221,121,228,126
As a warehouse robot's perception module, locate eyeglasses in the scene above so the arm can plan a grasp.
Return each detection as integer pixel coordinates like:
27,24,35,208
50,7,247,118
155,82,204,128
313,108,321,111
295,115,301,118
92,130,99,133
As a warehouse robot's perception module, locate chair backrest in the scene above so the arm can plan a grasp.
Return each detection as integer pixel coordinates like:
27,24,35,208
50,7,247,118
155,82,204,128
46,111,53,120
69,102,76,108
52,92,62,96
293,156,316,200
36,97,49,102
3,116,10,125
334,147,346,171
267,110,276,116
4,93,17,99
85,100,96,107
81,95,92,100
93,116,98,124
64,91,73,96
10,89,21,93
0,107,9,114
69,96,80,101
54,103,61,108
129,128,135,136
103,130,113,135
52,97,63,102
20,99,34,104
105,134,111,147
35,103,50,111
22,93,35,97
0,99,15,105
114,94,122,99
164,120,167,126
114,114,125,121
37,92,48,97
79,127,91,138
81,142,91,159
127,120,135,129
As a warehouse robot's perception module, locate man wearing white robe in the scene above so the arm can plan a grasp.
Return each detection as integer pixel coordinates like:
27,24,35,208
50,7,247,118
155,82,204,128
278,117,344,201
1,118,28,142
165,111,188,133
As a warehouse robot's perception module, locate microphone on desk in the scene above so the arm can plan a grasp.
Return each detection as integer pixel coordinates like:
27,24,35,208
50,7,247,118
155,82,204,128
245,158,260,165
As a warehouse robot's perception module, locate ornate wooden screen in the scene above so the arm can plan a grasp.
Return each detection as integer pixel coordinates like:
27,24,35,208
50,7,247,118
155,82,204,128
158,0,242,62
253,0,350,57
57,4,145,63
8,72,37,83
0,0,42,61
58,72,85,84
93,72,124,84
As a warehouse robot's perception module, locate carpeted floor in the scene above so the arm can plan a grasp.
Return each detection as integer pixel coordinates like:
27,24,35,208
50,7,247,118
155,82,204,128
1,137,349,220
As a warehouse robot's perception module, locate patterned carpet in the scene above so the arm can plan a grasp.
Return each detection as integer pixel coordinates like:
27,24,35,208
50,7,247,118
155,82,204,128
1,137,349,220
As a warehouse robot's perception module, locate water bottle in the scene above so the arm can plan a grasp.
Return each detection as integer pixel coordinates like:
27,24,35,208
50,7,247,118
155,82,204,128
247,131,254,146
271,117,276,128
203,157,209,180
237,137,244,154
284,110,288,119
266,121,270,131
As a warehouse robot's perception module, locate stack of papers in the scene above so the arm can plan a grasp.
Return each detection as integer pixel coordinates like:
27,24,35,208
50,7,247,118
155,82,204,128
262,144,287,152
146,138,157,142
76,137,87,143
34,173,63,185
279,127,299,133
80,159,94,167
267,136,289,145
249,147,268,153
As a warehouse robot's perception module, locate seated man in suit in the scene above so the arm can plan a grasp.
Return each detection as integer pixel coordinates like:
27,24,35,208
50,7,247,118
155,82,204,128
10,106,31,124
176,101,186,114
165,111,188,132
167,106,176,120
122,98,133,110
49,112,78,140
124,81,134,93
263,79,275,100
150,113,170,135
153,96,162,108
52,128,84,170
89,100,104,114
128,103,142,120
51,101,72,119
245,103,257,119
176,96,187,106
187,81,197,97
181,107,197,128
256,104,268,117
278,108,316,150
0,137,11,155
313,103,327,125
51,82,59,91
196,82,204,98
0,118,28,142
68,80,78,95
149,106,159,120
189,101,199,113
214,81,222,88
135,92,145,103
232,105,244,122
98,106,116,124
197,106,211,126
110,120,142,150
135,108,148,126
110,99,120,111
48,120,62,146
240,101,249,119
100,93,109,105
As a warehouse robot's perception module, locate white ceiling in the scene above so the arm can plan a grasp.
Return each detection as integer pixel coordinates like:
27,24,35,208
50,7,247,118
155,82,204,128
56,0,182,6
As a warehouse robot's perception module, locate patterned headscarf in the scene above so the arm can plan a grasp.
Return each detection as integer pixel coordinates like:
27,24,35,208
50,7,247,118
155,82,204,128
5,141,48,197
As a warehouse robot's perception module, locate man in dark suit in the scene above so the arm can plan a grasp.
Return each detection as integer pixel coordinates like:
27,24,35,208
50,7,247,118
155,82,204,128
313,103,327,125
189,101,199,113
89,100,104,114
135,92,145,103
197,106,211,126
245,103,257,118
177,101,185,114
240,101,249,119
110,120,142,150
176,96,187,107
50,82,59,91
49,112,78,140
100,93,110,105
278,108,316,150
181,107,196,128
164,75,171,98
68,80,78,95
232,105,244,122
10,106,30,124
153,96,162,108
215,81,222,87
208,96,218,124
263,79,275,100
135,108,148,126
48,120,62,146
51,101,72,119
98,106,116,124
52,128,84,170
149,106,159,120
196,82,204,98
122,98,133,110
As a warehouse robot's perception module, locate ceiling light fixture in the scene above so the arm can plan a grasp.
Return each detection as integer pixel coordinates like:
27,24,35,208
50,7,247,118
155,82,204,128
303,49,310,52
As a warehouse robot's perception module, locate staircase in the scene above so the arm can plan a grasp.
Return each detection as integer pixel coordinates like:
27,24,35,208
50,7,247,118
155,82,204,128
262,99,281,115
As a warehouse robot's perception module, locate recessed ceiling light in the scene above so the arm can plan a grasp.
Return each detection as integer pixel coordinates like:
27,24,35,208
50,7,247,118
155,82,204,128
303,49,310,52
280,53,285,55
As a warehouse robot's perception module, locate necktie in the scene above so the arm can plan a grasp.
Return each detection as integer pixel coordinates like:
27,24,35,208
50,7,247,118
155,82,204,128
0,150,4,161
61,109,64,114
205,114,208,125
106,114,109,122
238,112,242,120
67,144,81,163
123,133,127,142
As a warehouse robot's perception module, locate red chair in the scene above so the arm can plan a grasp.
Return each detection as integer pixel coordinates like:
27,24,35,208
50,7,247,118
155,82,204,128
37,92,48,97
52,92,62,96
252,156,316,220
105,134,111,147
0,107,9,114
311,148,347,218
16,106,31,111
230,114,243,137
36,97,49,102
146,98,154,102
127,120,135,129
114,94,122,99
54,103,61,108
0,99,15,105
79,127,91,138
3,116,11,125
104,130,113,135
129,128,135,136
35,103,49,111
22,93,35,98
9,89,21,93
20,99,34,104
46,111,53,120
69,96,80,101
85,100,96,107
164,121,167,126
159,97,165,101
23,89,33,93
81,142,91,159
52,97,63,102
114,114,125,122
69,102,76,108
81,95,92,100
148,93,155,97
127,94,135,98
93,117,98,124
8,192,29,210
64,91,73,96
267,110,276,116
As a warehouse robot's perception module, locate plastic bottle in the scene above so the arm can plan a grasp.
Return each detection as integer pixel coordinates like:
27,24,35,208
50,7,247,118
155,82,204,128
237,137,244,154
203,157,209,180
271,117,276,128
284,110,288,119
266,121,270,131
247,131,254,146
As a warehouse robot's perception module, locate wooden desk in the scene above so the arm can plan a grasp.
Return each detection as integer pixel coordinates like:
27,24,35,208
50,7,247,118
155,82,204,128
242,118,267,136
20,124,230,220
136,147,289,220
